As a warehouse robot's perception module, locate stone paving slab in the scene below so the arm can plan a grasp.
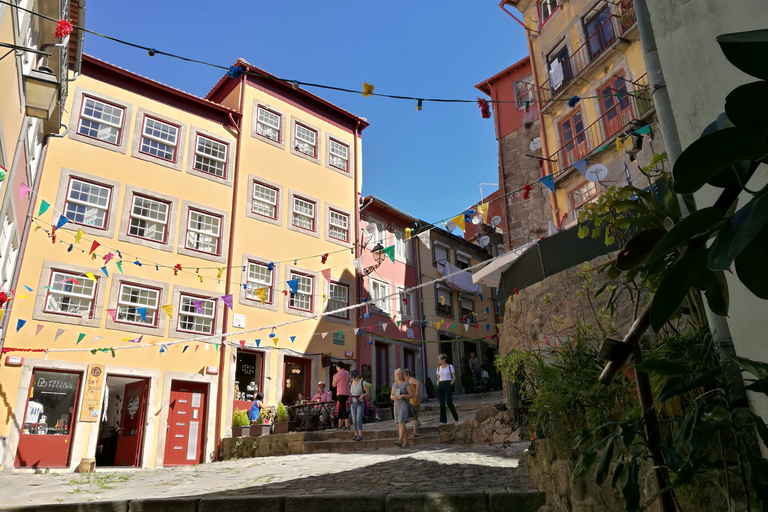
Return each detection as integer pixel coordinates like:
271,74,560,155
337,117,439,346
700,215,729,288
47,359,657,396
0,444,534,509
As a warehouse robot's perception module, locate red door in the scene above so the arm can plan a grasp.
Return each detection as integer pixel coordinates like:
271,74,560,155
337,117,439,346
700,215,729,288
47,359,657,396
164,381,207,466
600,74,634,137
113,380,147,466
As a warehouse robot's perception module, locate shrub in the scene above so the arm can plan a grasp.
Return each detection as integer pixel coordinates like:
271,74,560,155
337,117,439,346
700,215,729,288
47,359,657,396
232,409,250,427
276,402,289,423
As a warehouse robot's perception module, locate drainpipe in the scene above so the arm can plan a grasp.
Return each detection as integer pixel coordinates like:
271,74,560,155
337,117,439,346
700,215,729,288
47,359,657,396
353,121,361,368
411,227,428,397
214,68,246,461
487,82,512,252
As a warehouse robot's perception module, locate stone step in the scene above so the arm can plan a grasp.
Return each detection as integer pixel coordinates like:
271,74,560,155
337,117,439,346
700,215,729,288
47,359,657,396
302,433,442,454
303,426,441,442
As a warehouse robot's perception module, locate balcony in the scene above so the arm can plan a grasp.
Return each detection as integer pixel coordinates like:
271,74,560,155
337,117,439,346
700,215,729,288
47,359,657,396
540,2,637,112
546,75,654,176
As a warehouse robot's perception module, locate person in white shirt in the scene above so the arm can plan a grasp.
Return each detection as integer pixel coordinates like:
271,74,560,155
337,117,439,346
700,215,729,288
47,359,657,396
435,354,459,424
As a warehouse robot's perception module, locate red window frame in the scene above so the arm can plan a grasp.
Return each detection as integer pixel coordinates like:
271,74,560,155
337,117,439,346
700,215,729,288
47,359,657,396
184,208,223,256
63,176,112,231
139,115,180,163
538,0,560,26
559,107,588,167
294,123,318,158
599,71,635,138
328,209,350,242
176,292,217,335
251,180,279,220
127,193,170,244
43,270,97,319
256,106,282,143
114,281,162,328
192,133,229,179
570,181,598,209
328,138,350,172
246,259,274,305
292,196,316,232
77,95,125,146
328,281,350,320
288,271,314,313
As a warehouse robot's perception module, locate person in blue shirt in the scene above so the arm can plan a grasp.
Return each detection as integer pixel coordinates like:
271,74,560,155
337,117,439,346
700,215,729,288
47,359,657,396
249,393,264,422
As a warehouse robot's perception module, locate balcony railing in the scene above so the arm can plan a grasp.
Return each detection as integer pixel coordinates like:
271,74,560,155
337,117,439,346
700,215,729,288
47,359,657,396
540,3,636,105
546,80,653,174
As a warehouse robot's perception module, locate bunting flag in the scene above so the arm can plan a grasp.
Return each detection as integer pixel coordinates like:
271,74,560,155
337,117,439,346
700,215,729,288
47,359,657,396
103,252,115,265
23,285,33,292
476,203,489,223
137,307,147,322
417,231,431,249
254,287,267,304
486,324,490,331
396,320,401,327
192,300,204,314
76,333,85,344
92,336,103,343
19,183,30,202
75,229,85,244
16,319,26,332
161,305,173,318
16,294,29,299
237,340,246,349
352,258,364,273
382,245,395,263
55,215,69,230
255,339,261,347
286,279,299,295
38,200,50,216
539,174,556,194
106,309,117,321
89,240,100,255
221,294,233,310
195,345,199,353
290,336,296,343
451,214,466,233
452,323,457,330
85,272,97,282
321,332,328,339
54,328,65,341
35,324,45,336
182,346,189,353
215,343,219,352
272,337,279,346
160,345,166,354
475,323,479,330
101,266,109,277
321,268,332,282
573,159,588,176
115,261,123,274
354,328,361,335
464,324,470,332
436,320,443,330
635,125,651,135
405,228,412,239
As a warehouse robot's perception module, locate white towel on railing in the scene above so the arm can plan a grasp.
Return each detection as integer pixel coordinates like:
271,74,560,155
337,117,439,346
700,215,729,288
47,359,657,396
550,59,564,89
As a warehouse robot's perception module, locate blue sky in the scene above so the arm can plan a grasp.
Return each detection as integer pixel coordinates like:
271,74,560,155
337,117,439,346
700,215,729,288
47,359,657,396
83,1,528,224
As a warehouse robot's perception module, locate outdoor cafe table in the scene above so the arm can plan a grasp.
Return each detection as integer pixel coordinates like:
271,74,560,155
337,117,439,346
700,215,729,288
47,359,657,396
285,401,335,431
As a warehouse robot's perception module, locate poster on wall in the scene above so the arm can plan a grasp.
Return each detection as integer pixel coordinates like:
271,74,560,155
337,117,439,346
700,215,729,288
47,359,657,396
79,364,106,422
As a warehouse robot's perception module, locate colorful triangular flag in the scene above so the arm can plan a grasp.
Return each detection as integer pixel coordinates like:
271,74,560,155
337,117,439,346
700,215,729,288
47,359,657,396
161,305,173,318
573,159,587,176
137,307,147,322
16,319,26,332
89,240,100,255
539,174,555,194
476,203,489,223
182,346,189,353
115,260,123,274
38,200,50,216
23,285,33,292
451,214,466,233
106,309,117,321
85,272,97,282
19,183,30,202
54,328,65,341
382,245,395,263
192,300,204,314
221,294,233,310
290,336,296,343
239,340,246,349
286,279,299,295
76,333,85,344
35,324,45,336
254,287,267,304
55,214,69,230
101,266,109,277
255,339,261,347
272,337,279,346
321,268,331,282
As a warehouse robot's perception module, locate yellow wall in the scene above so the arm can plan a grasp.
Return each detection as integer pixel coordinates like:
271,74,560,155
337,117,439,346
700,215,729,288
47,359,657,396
0,7,24,203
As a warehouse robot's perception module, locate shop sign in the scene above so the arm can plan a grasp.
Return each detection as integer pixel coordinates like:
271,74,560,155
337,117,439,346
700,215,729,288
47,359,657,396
78,364,105,422
332,332,345,345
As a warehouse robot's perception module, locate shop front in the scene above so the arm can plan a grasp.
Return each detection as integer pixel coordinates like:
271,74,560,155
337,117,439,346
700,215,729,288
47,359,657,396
96,375,150,467
232,349,264,418
282,356,311,405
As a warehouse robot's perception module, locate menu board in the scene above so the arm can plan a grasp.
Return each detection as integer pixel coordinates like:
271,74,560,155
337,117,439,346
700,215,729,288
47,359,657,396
79,364,106,422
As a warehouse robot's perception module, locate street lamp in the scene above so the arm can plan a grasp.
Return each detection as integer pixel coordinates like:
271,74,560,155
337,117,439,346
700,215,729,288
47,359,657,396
362,243,385,276
24,66,59,120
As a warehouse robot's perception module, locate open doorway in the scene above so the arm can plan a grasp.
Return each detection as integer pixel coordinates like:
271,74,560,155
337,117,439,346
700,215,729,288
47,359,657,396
283,357,311,405
96,376,149,467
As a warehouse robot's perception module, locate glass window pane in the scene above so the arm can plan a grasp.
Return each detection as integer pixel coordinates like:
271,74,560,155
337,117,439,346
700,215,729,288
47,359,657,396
25,370,80,434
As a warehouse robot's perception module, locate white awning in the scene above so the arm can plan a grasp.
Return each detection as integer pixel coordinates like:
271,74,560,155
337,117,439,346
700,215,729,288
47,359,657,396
472,241,538,288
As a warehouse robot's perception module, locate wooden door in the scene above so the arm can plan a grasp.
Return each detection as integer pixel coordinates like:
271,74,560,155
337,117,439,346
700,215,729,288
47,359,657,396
375,343,389,388
113,380,147,466
163,381,206,466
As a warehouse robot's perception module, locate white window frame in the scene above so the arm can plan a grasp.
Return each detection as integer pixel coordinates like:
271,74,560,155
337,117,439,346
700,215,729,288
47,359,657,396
128,194,170,243
398,288,414,320
185,209,222,256
514,74,535,110
177,294,216,335
460,294,475,320
116,282,160,327
436,285,453,316
193,134,228,179
44,270,97,318
328,282,350,319
64,178,112,229
256,106,281,142
369,278,391,314
328,209,349,242
540,0,558,24
140,116,179,162
455,251,471,270
328,138,349,171
246,261,273,304
294,123,318,158
288,272,314,312
292,196,316,231
394,229,409,262
252,181,278,220
433,243,449,272
77,96,125,145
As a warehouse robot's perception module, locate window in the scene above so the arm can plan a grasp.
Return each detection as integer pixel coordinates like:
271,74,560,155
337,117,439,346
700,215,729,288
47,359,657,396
436,286,452,316
584,5,616,59
434,244,449,272
77,96,124,145
571,181,598,209
128,195,169,243
294,123,317,158
559,108,588,167
514,74,535,110
399,288,414,320
539,0,558,25
116,283,160,326
256,106,281,142
455,252,471,270
599,73,634,137
394,229,408,261
369,278,390,314
288,272,313,312
292,196,316,231
139,117,179,162
329,138,349,171
252,181,278,219
460,294,475,320
193,135,228,178
370,221,387,247
328,209,349,242
185,209,222,255
44,270,97,317
246,261,273,304
178,294,216,334
548,45,572,92
328,282,350,319
63,178,112,229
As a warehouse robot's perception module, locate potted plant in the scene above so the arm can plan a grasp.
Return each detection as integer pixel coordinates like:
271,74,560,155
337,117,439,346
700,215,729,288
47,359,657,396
273,402,290,434
251,408,272,436
231,409,251,438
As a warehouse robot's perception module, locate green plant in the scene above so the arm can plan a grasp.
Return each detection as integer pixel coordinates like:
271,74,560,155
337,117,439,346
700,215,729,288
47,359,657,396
275,402,288,423
424,377,436,398
375,385,391,405
232,409,249,427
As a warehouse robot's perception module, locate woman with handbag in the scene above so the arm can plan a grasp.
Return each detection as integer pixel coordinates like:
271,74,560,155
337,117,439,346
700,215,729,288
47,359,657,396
349,369,371,441
390,368,413,447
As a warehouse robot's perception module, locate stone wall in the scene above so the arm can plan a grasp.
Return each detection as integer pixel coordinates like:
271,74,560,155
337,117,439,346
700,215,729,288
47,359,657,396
500,119,552,248
438,404,520,446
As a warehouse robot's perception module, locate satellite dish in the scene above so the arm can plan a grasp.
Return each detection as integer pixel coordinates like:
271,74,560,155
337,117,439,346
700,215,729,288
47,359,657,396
446,220,457,232
478,236,490,247
586,164,608,182
529,137,542,151
363,223,378,238
491,216,502,227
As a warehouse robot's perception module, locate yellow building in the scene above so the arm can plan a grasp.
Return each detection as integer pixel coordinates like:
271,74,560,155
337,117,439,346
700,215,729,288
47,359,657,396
502,0,662,227
0,52,367,470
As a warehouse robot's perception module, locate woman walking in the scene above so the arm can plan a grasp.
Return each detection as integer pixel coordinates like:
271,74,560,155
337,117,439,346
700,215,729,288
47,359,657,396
349,369,371,441
332,362,351,429
436,354,459,424
390,368,413,447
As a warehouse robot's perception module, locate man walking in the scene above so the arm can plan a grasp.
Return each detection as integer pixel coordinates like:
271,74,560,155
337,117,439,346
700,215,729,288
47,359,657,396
404,368,421,437
468,352,483,392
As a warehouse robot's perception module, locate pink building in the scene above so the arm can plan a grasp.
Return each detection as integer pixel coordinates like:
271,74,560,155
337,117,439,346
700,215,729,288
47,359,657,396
357,196,424,397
